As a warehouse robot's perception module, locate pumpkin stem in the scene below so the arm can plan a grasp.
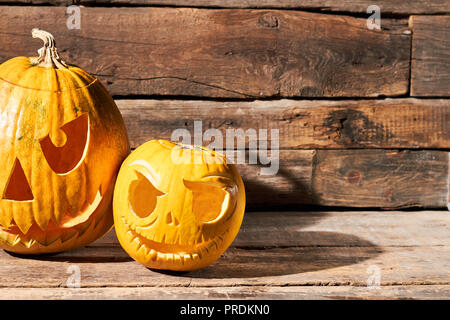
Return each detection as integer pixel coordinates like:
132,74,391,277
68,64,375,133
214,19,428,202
30,28,68,69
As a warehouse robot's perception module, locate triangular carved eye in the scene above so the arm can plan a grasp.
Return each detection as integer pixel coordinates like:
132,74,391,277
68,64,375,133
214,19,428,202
129,171,165,219
39,113,89,175
183,179,230,224
3,158,33,201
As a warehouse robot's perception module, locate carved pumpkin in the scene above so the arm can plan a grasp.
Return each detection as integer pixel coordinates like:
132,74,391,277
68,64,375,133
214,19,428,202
0,29,130,254
113,140,246,271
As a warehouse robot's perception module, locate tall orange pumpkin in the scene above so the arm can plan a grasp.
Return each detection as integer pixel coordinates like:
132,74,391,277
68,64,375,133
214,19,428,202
0,29,130,254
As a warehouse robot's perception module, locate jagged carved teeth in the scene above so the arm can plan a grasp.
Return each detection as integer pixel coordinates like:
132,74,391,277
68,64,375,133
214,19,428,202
0,188,104,248
123,220,228,266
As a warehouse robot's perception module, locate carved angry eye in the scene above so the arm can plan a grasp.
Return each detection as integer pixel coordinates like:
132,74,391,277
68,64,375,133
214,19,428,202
39,113,89,175
128,171,165,219
183,177,235,224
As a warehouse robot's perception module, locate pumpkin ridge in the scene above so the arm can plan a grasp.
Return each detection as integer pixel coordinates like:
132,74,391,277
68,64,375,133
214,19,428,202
0,90,28,228
9,97,35,234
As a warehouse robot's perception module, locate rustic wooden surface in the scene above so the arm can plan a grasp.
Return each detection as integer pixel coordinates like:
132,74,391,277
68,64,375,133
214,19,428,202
117,98,450,209
410,16,450,97
117,99,450,149
2,285,450,300
311,150,449,209
5,1,450,15
0,6,410,98
231,149,449,210
0,211,448,299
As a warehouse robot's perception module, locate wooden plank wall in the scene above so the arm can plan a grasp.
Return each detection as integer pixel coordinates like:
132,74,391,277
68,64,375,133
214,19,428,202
0,1,449,210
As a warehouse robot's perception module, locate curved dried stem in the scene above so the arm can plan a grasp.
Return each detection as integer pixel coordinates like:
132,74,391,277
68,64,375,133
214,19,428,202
30,28,68,69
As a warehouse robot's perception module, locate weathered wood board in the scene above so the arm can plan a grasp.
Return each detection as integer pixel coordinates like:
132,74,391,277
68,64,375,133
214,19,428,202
233,149,449,209
0,7,410,98
1,285,449,300
117,99,450,149
113,98,450,209
311,150,449,209
410,16,450,97
233,211,450,247
0,211,448,299
97,210,450,248
235,150,315,209
5,1,450,15
101,148,447,210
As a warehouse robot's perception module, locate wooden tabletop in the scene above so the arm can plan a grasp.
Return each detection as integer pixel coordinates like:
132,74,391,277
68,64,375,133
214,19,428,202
0,210,448,300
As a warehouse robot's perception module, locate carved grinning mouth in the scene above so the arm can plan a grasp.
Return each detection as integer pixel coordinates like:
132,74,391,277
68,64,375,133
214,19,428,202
122,217,231,266
0,186,105,248
59,189,103,228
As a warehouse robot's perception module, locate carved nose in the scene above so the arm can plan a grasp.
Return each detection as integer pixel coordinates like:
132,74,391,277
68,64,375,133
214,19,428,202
3,158,34,201
165,211,179,226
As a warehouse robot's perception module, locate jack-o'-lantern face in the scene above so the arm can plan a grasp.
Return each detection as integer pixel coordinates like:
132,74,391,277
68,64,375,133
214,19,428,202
0,29,130,254
113,140,246,271
4,113,90,202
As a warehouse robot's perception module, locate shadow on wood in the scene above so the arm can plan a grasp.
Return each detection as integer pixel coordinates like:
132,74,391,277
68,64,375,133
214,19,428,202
242,164,317,211
5,250,134,263
155,232,383,279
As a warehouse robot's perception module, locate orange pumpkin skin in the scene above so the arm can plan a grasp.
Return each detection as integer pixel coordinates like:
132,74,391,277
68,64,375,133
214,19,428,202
113,140,246,271
0,29,130,254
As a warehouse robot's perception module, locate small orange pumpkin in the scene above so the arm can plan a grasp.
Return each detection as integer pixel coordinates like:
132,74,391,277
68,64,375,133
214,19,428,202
0,29,130,254
113,140,246,271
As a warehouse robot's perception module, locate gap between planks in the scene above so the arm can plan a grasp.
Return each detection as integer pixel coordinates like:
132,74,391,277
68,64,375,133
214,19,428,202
3,1,450,16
